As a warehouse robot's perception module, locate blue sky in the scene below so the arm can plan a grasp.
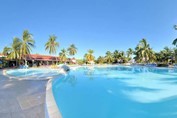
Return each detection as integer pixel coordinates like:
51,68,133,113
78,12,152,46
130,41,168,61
0,0,177,58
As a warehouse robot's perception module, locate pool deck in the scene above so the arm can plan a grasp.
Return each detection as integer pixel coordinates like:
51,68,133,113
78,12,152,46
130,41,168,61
0,70,47,118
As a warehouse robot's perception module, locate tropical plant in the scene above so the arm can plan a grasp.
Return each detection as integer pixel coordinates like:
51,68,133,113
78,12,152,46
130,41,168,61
105,51,114,64
45,35,59,54
126,48,133,59
59,48,68,63
172,39,177,47
3,37,22,66
148,48,156,62
3,46,11,56
84,49,95,62
134,39,154,63
113,50,119,63
67,44,77,56
97,56,105,64
20,30,35,61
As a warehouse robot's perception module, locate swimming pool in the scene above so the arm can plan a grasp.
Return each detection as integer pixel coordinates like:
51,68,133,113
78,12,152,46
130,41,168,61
52,66,177,118
6,68,59,78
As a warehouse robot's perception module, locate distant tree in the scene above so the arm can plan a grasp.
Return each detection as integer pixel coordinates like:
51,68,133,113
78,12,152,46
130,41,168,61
45,35,59,54
59,48,68,63
172,25,177,63
155,47,173,64
105,51,114,64
84,49,95,63
113,50,119,63
67,44,77,56
134,39,154,63
126,48,134,59
97,56,105,64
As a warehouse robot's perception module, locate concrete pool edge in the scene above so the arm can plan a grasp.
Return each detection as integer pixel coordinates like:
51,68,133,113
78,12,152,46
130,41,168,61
46,79,62,118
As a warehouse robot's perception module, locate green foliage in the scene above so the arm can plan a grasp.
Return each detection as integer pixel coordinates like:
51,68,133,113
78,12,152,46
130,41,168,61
84,49,95,62
67,44,77,56
77,59,84,65
2,30,35,67
59,48,68,62
20,30,35,59
45,35,59,54
134,39,156,63
105,51,114,64
96,56,105,64
155,47,174,64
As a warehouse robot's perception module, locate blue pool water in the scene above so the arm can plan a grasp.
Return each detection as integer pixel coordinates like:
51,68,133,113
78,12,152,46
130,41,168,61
6,68,59,77
52,66,177,118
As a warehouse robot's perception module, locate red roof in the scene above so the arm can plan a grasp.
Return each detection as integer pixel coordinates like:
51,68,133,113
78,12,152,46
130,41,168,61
26,54,60,61
0,54,5,57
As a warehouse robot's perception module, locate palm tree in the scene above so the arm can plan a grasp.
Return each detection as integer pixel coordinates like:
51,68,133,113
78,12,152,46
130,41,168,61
119,51,127,63
134,39,152,63
148,48,156,63
20,30,35,64
97,56,105,64
105,51,113,64
59,48,68,63
45,35,59,54
3,37,22,66
172,39,177,47
67,44,77,56
3,46,11,56
113,50,119,63
45,35,59,64
10,38,22,63
155,47,173,64
172,25,177,63
126,48,133,58
162,47,173,64
85,49,95,63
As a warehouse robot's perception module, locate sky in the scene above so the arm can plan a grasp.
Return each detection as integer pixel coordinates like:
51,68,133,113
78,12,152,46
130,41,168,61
0,0,177,59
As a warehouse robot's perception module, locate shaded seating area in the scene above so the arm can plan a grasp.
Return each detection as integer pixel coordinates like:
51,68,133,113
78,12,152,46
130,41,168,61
25,54,60,67
145,63,157,67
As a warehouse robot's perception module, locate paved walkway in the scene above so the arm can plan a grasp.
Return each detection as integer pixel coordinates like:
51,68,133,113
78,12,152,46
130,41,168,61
0,70,48,118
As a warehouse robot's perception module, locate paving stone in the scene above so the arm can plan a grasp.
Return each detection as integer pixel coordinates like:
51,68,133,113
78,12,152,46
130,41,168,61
0,70,47,118
0,113,11,118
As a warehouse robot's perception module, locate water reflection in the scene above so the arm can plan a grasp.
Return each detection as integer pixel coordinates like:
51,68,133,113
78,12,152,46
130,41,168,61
55,66,177,103
118,71,177,103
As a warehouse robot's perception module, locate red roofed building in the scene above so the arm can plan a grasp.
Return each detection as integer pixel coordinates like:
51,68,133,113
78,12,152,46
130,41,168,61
25,54,60,67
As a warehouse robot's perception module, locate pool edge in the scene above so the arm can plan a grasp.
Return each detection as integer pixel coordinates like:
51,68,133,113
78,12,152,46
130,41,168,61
46,79,62,118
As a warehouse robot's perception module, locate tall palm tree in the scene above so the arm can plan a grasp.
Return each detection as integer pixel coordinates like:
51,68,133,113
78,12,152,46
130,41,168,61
148,48,156,63
45,35,59,54
10,37,21,61
154,47,173,64
59,48,68,63
134,39,152,63
105,51,113,64
85,49,95,62
126,48,133,58
97,56,105,64
67,44,77,56
45,35,59,63
113,50,119,63
20,30,35,63
3,37,22,66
